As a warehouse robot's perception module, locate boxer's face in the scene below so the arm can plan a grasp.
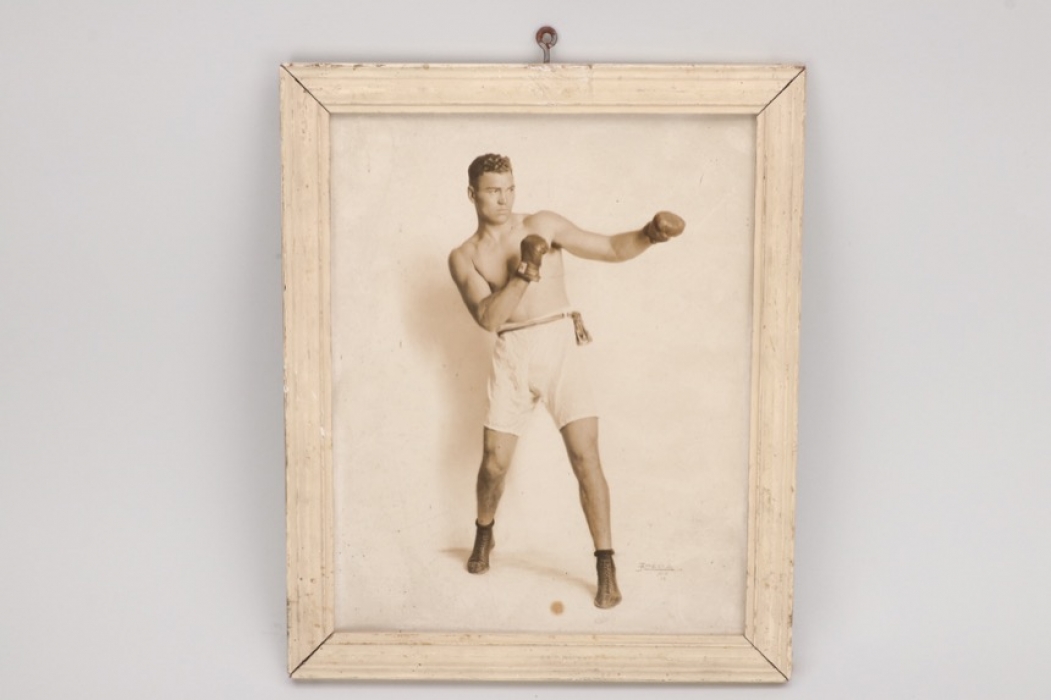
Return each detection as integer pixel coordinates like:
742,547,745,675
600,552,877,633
469,171,515,225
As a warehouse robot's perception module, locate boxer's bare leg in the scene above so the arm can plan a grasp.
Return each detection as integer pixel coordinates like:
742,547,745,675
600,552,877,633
560,418,611,548
468,427,518,574
560,417,621,608
476,428,518,525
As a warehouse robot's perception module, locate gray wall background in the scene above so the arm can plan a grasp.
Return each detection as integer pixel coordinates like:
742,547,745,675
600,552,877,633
2,1,1048,698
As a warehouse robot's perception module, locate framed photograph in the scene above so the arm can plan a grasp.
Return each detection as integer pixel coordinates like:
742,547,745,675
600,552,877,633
282,63,804,682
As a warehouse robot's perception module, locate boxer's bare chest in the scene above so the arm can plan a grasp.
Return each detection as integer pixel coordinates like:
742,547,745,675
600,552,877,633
469,219,564,292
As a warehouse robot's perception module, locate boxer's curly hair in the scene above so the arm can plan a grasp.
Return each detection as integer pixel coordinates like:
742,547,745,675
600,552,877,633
468,153,512,188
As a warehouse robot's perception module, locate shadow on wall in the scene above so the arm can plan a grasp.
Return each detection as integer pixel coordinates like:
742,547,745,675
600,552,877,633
399,251,493,523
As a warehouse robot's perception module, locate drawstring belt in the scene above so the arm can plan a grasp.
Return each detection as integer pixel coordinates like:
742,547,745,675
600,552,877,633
497,311,592,346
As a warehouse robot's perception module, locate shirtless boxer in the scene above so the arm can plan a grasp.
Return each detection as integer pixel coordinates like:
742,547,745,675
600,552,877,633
447,153,685,609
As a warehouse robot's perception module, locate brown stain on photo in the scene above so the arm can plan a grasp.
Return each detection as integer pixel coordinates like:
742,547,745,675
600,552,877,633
550,601,564,615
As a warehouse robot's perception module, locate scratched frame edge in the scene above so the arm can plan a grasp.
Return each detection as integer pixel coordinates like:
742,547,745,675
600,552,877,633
281,62,804,683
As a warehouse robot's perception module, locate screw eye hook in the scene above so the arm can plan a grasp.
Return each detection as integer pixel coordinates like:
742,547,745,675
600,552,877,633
535,26,558,64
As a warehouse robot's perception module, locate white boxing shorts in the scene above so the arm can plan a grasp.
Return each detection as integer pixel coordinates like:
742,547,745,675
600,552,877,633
484,312,597,436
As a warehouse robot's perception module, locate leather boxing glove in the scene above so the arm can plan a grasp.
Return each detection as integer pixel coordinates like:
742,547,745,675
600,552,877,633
516,234,549,282
643,211,686,243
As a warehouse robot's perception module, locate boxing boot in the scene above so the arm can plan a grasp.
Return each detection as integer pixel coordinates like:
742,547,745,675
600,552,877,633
467,520,495,574
594,549,623,609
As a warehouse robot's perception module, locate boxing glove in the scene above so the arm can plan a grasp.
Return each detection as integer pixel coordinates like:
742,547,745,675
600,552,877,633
516,234,549,282
643,211,686,243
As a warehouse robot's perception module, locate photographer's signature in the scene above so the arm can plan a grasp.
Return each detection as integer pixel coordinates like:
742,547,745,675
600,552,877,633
636,562,681,579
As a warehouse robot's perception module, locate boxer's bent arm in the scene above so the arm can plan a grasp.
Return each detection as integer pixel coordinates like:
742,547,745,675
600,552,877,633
448,250,529,332
530,211,651,263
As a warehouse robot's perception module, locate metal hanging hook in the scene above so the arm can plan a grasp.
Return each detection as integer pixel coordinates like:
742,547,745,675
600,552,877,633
535,26,558,64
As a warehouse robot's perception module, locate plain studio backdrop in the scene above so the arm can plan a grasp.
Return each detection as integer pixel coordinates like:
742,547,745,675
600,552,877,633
330,114,755,633
2,1,1050,699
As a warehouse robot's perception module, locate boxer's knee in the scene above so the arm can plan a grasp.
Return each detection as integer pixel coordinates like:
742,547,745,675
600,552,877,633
565,445,605,487
480,449,512,480
562,427,600,471
565,443,599,471
480,428,518,479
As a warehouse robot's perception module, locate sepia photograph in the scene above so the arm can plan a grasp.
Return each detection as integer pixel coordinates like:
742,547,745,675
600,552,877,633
329,112,758,635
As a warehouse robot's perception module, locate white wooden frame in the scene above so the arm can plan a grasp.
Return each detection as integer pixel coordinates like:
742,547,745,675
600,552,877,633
281,63,805,683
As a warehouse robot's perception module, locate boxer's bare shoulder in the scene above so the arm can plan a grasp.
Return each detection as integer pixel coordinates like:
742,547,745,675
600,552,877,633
448,236,479,271
521,210,565,245
447,239,483,292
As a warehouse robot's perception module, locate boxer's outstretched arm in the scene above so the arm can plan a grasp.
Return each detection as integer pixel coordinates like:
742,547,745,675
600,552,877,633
530,210,684,262
448,249,530,332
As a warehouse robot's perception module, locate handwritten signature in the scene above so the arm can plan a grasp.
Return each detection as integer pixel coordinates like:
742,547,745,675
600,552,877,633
636,563,680,573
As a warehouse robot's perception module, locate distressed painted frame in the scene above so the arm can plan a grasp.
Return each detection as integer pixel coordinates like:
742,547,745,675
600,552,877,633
281,63,804,682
